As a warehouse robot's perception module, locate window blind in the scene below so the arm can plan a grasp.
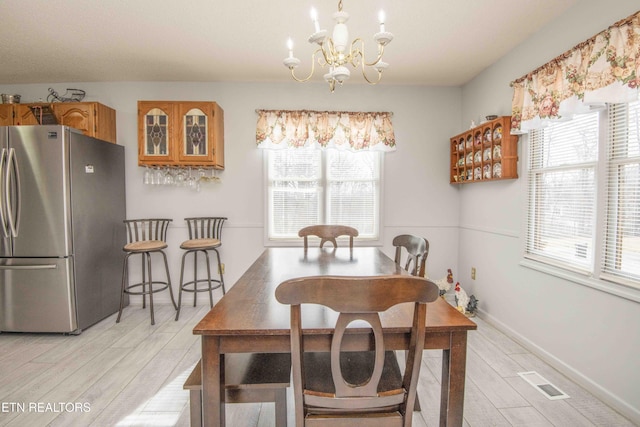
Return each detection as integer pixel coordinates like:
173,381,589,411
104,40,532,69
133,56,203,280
267,149,381,241
268,149,322,239
526,112,599,271
602,101,640,283
326,150,380,237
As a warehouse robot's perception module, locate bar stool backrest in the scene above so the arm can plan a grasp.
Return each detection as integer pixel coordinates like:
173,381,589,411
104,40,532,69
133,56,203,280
124,218,172,243
185,217,227,240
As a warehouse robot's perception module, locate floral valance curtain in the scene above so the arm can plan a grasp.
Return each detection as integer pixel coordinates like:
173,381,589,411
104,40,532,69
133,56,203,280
256,110,396,151
511,10,640,133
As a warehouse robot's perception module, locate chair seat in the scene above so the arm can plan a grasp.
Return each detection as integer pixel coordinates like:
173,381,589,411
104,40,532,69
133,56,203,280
180,238,221,250
123,240,168,252
303,351,403,396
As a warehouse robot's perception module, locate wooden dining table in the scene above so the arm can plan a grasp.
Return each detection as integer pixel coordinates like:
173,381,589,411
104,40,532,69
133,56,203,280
193,247,477,426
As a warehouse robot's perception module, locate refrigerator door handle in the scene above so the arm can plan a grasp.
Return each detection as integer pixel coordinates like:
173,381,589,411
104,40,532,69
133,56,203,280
5,147,21,238
0,148,8,238
0,264,58,270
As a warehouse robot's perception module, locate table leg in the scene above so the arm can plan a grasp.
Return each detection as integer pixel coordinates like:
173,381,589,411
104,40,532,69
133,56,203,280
202,336,225,426
440,331,468,427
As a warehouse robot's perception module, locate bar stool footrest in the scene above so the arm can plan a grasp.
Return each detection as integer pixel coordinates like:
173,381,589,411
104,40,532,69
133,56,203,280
180,279,224,293
124,281,171,295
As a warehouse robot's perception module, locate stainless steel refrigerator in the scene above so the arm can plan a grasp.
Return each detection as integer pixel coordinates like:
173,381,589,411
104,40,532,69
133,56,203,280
0,125,126,334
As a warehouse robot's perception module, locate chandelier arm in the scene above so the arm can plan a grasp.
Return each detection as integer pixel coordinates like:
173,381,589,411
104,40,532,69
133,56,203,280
353,38,385,67
348,39,383,85
360,60,383,85
321,39,339,66
290,49,323,82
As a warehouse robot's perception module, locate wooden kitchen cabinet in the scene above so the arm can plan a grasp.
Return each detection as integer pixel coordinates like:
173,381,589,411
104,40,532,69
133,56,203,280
53,102,117,144
0,104,40,126
0,105,11,125
450,116,518,184
137,101,224,169
0,102,117,143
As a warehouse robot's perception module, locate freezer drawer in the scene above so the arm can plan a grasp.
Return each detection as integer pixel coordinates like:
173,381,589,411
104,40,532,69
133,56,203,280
0,257,77,333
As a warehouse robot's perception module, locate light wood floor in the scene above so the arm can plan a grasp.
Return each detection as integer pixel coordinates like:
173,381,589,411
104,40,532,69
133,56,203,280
0,300,635,427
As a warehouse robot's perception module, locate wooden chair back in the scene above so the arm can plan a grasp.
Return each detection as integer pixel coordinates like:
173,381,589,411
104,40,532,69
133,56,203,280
392,234,429,277
275,275,439,426
184,216,227,240
298,225,359,250
123,218,172,244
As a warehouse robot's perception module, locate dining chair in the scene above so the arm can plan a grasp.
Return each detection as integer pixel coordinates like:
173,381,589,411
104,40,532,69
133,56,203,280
117,218,177,325
298,225,359,250
175,217,227,321
392,234,429,277
275,274,439,426
392,234,430,412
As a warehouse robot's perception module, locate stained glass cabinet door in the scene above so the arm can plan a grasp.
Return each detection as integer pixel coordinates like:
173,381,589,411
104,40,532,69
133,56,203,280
138,102,177,165
176,102,224,168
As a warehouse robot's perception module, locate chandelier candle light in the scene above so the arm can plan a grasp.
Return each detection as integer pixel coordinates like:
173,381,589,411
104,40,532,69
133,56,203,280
283,0,393,92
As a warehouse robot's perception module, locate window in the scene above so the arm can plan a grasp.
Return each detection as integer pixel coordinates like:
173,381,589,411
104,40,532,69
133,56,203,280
526,100,640,289
602,101,640,283
266,149,381,243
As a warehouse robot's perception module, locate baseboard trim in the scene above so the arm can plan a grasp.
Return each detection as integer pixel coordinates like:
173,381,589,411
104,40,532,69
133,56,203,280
477,308,640,425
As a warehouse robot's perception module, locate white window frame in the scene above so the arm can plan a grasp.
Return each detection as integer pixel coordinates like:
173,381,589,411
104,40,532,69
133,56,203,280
521,103,640,303
263,149,384,247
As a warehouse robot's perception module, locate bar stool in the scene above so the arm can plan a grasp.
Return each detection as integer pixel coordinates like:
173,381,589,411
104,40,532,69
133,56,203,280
175,217,227,321
116,218,177,325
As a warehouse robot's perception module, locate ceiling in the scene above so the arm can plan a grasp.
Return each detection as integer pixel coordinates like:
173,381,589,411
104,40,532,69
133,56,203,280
0,0,577,87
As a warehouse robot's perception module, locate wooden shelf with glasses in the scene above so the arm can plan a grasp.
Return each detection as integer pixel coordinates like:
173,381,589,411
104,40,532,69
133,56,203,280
137,101,224,169
450,116,518,184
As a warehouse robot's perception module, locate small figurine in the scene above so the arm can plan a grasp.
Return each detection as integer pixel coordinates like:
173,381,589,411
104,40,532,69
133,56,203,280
431,268,454,297
454,282,479,317
454,282,469,314
466,295,479,316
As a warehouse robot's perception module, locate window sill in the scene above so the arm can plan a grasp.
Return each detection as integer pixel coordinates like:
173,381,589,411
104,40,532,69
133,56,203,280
519,258,640,304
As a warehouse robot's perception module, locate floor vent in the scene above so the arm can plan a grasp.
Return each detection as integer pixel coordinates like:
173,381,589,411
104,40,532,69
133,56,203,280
517,371,570,400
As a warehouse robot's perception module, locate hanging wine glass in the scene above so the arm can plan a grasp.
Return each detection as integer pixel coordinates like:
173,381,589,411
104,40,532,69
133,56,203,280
175,168,186,186
154,166,164,185
164,167,175,185
143,166,151,185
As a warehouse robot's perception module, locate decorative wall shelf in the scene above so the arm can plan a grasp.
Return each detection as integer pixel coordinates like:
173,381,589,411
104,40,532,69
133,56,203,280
450,116,518,184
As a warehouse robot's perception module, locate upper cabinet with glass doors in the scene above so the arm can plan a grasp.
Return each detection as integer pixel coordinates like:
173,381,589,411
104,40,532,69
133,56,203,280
137,101,224,169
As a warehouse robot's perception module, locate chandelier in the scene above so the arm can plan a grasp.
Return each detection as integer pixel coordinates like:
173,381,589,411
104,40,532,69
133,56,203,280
283,0,393,92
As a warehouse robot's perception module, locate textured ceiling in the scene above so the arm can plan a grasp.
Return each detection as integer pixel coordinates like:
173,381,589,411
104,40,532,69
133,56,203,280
0,0,577,86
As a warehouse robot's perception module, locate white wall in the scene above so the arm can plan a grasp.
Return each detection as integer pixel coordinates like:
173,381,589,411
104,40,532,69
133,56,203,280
458,0,640,422
0,80,462,309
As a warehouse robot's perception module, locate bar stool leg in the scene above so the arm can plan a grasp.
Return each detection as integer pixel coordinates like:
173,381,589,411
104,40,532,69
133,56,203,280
141,253,147,309
176,250,189,321
192,251,198,307
161,250,177,310
203,250,214,308
146,252,155,325
116,252,132,323
212,248,225,294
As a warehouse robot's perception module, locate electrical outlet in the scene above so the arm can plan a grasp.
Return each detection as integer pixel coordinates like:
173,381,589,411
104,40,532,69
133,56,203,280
471,267,476,280
219,263,225,275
